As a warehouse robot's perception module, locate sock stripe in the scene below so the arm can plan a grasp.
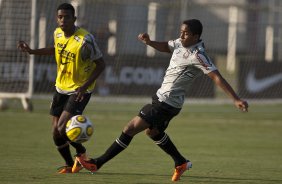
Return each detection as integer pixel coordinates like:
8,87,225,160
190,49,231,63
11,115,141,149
154,133,168,145
115,138,127,149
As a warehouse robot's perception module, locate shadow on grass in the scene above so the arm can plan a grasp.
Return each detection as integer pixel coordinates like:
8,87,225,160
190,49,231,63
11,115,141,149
188,175,282,183
78,171,282,183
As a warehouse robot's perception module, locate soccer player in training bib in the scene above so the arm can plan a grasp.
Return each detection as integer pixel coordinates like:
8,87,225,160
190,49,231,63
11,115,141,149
77,19,248,181
17,3,105,173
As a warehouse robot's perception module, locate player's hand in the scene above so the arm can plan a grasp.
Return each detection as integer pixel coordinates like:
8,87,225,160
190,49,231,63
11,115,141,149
17,41,32,53
75,86,87,102
235,99,248,112
138,33,151,45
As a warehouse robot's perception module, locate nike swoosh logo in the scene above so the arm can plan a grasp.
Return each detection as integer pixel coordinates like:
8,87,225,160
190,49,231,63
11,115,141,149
140,111,146,116
246,70,282,93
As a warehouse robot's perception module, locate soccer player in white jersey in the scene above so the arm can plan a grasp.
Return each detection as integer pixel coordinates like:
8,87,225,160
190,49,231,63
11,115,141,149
18,3,105,173
77,19,248,181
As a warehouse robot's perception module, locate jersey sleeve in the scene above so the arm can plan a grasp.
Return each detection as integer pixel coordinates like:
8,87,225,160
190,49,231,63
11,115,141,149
168,38,183,53
81,34,103,61
168,40,176,52
194,52,217,74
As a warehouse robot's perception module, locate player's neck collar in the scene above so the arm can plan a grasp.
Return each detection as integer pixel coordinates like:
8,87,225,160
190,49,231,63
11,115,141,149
64,26,78,38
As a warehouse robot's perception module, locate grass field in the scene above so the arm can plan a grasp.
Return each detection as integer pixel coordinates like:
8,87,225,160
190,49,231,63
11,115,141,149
0,99,282,184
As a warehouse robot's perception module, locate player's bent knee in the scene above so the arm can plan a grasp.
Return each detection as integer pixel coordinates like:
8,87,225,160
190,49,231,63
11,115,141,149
145,128,159,138
123,121,139,136
53,134,67,147
123,116,149,136
145,129,152,136
56,121,68,138
123,124,135,136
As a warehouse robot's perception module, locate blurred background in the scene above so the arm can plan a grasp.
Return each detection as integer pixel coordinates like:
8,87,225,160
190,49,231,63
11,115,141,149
1,0,282,110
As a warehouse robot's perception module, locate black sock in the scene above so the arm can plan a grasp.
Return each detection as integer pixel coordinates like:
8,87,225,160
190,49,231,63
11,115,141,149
57,143,74,166
152,132,186,167
54,136,74,166
70,142,86,155
96,132,132,168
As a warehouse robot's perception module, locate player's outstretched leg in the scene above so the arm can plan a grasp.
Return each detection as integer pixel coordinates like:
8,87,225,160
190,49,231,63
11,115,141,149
77,132,133,172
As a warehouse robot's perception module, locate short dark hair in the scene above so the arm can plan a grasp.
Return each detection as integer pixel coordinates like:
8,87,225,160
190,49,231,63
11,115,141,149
183,19,203,37
57,3,75,17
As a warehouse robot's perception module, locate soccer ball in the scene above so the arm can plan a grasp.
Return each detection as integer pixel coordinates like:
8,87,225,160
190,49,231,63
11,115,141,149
65,115,93,143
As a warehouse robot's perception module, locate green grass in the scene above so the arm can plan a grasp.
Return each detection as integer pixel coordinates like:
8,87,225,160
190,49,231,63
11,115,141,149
0,99,282,184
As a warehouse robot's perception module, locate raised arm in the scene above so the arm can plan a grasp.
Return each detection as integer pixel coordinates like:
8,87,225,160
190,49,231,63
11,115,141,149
18,41,55,55
138,33,171,53
208,70,248,112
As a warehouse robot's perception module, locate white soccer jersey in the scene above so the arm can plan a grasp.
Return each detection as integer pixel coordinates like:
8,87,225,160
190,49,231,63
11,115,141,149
156,39,217,108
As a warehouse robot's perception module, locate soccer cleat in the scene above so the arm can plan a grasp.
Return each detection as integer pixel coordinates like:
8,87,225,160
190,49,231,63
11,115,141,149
72,157,84,173
171,161,192,181
57,166,72,174
76,157,98,173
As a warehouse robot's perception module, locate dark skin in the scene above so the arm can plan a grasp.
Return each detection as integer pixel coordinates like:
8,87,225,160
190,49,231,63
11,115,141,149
57,9,76,37
128,24,248,138
18,9,105,137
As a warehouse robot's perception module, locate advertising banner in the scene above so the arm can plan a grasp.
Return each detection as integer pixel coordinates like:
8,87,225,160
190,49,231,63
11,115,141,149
99,56,215,98
239,61,282,98
0,55,215,98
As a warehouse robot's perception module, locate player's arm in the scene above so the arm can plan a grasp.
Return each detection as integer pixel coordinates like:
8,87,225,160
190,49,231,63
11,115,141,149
81,57,106,91
207,70,249,112
138,33,171,53
18,41,55,55
75,57,105,102
75,35,105,101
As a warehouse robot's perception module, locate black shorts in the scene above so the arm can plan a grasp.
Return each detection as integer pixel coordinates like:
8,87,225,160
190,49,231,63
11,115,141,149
138,95,181,132
50,91,91,117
